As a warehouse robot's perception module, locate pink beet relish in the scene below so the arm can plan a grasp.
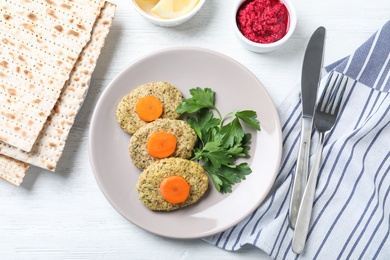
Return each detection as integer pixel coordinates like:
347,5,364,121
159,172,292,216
237,0,289,44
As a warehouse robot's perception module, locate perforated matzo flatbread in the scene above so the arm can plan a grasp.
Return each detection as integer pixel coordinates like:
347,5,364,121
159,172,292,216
0,1,116,185
0,154,28,186
0,0,105,152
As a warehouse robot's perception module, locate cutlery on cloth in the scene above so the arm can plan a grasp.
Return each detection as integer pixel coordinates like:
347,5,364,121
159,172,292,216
289,26,326,228
292,72,348,254
204,20,390,259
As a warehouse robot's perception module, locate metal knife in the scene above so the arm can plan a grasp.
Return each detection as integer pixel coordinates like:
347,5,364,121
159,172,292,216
289,26,326,229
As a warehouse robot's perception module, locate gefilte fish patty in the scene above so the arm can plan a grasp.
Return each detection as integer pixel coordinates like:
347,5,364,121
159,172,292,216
129,118,197,170
116,82,183,134
136,158,209,211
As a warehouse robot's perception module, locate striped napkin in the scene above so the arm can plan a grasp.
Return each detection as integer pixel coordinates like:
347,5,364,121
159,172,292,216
204,20,390,259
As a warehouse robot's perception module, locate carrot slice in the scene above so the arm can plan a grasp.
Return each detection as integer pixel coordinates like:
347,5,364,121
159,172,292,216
147,132,177,159
160,176,190,204
135,96,163,122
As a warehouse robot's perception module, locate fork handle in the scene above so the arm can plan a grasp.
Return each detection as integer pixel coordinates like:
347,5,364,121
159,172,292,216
292,132,325,254
289,117,313,228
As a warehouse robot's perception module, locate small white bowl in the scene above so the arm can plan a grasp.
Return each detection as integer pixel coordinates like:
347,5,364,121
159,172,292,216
130,0,206,27
232,0,297,53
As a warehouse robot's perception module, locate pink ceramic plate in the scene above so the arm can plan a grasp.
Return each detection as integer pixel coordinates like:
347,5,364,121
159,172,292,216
88,47,282,239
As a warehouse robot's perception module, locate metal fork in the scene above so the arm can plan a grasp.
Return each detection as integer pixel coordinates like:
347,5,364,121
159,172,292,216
292,72,348,254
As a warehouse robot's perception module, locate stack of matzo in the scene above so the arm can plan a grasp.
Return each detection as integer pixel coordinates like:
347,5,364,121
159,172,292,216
0,0,116,186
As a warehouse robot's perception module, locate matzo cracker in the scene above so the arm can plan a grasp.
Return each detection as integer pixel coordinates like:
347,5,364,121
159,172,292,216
0,1,116,177
0,0,105,152
0,154,28,186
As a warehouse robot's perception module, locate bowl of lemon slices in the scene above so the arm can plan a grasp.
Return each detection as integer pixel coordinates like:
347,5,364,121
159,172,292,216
131,0,205,27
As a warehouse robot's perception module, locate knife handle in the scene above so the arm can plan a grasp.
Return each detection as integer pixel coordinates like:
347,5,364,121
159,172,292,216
289,117,313,229
292,131,324,254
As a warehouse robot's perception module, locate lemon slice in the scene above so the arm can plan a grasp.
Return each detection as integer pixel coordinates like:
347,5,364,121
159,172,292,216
152,0,200,19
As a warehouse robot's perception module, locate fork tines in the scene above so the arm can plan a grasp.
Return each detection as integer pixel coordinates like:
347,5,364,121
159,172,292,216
318,72,348,115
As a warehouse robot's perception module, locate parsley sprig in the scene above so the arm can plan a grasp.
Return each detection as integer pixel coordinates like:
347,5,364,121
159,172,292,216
176,87,261,193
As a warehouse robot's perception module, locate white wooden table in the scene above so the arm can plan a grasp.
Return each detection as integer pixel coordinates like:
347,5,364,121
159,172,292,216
1,0,389,259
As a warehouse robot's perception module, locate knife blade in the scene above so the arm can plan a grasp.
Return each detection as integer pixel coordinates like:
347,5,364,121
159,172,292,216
289,26,326,229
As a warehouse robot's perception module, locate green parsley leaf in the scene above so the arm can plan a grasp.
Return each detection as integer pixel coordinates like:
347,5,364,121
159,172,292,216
220,118,245,148
202,150,234,168
227,144,244,156
235,110,261,130
177,87,261,193
203,141,221,152
176,87,216,114
186,109,220,145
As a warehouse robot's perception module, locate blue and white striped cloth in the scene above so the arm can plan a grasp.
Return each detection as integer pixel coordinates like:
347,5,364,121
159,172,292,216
204,20,390,259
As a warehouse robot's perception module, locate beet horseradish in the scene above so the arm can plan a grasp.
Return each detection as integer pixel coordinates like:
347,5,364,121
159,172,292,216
236,0,289,44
